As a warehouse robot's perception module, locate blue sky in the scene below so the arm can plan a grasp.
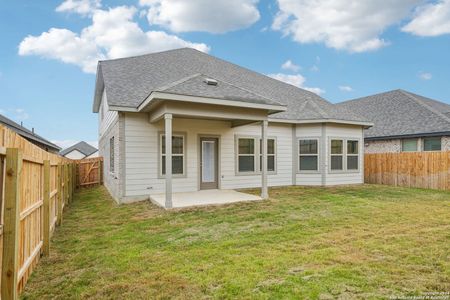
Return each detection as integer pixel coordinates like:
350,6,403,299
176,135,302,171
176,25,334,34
1,0,449,148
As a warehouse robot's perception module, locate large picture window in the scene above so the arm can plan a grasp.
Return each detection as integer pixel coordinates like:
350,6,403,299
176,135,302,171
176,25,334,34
260,139,276,172
299,139,318,171
330,139,343,170
160,134,185,176
347,140,359,170
423,137,441,151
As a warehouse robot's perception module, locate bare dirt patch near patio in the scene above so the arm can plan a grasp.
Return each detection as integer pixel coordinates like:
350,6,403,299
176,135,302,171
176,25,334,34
21,185,450,299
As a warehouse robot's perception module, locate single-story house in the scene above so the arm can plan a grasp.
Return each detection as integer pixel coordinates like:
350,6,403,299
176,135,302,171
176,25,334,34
92,48,372,207
337,89,450,153
59,141,99,159
0,113,60,153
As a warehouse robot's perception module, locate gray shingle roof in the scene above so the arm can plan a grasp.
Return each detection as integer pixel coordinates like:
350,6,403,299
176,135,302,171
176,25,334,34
60,141,98,157
158,73,282,106
0,113,61,151
94,48,368,123
337,89,450,139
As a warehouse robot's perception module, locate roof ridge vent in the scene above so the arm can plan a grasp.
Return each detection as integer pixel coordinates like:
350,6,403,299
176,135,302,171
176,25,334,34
204,78,218,86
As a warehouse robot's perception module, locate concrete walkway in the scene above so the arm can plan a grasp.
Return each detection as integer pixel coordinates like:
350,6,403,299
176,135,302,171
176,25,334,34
150,189,262,209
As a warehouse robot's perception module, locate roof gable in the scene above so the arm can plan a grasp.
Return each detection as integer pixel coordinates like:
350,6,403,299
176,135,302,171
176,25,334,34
94,48,368,123
60,141,98,157
337,89,450,138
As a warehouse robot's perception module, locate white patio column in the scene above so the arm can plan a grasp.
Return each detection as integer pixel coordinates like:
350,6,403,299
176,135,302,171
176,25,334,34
261,120,268,199
165,113,173,208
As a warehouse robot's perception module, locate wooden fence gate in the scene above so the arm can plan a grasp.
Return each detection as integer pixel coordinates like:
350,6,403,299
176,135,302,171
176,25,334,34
75,157,103,188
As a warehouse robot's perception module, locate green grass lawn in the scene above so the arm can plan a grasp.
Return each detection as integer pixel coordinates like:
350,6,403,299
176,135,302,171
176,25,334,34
22,185,450,299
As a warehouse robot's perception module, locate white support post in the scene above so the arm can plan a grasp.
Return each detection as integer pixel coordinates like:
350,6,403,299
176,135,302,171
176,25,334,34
261,120,268,199
164,113,173,208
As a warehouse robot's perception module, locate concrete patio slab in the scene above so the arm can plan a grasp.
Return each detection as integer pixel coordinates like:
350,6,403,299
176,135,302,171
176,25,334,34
150,189,263,209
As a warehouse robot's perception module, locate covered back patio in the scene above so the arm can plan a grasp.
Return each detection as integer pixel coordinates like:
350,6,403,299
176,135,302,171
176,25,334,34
139,78,286,208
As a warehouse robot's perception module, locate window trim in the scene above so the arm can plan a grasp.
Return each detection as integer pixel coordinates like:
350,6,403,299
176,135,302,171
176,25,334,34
422,137,442,152
259,137,277,174
158,131,187,179
234,135,277,175
346,139,360,171
328,137,361,174
297,137,320,174
109,136,115,174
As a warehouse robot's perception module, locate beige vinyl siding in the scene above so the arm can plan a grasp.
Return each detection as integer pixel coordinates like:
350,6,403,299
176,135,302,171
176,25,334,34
98,91,122,202
99,89,118,139
123,113,293,199
116,112,365,202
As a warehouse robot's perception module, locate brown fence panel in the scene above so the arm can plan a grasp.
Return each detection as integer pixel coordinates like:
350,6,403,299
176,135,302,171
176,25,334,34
0,124,77,299
75,157,103,188
365,151,450,190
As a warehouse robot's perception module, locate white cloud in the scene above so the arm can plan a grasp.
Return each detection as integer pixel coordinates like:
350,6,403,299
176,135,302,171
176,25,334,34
402,0,450,36
140,0,260,33
52,139,98,149
418,71,432,80
1,108,30,121
281,59,300,72
56,0,101,16
272,0,421,52
310,65,319,72
339,85,354,92
19,5,210,73
267,73,324,95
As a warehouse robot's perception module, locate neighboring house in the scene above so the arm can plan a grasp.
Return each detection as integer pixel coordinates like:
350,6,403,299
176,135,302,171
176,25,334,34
337,89,450,153
0,113,60,153
92,48,372,206
60,141,99,159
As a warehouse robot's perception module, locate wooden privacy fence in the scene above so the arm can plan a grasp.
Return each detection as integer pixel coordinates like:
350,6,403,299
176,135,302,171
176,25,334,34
365,151,450,190
75,157,103,188
0,124,77,299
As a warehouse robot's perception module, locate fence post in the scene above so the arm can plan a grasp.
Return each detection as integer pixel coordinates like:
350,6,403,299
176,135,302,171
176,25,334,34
57,163,63,226
98,160,103,185
72,162,76,193
43,160,50,256
67,164,70,204
65,164,69,204
1,148,22,300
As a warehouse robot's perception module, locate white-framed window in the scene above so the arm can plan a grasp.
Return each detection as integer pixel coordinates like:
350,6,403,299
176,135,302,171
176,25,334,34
259,138,276,172
330,139,344,171
423,137,441,151
109,136,114,173
160,133,185,176
236,136,276,174
402,139,418,152
347,140,359,170
237,138,256,173
299,139,319,171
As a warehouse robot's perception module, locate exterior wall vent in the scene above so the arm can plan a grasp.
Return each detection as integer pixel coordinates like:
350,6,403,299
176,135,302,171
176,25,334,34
204,78,218,86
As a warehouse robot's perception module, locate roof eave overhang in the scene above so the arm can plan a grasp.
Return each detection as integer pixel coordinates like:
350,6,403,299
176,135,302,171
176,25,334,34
136,91,287,114
92,63,104,113
268,118,374,128
365,131,450,141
